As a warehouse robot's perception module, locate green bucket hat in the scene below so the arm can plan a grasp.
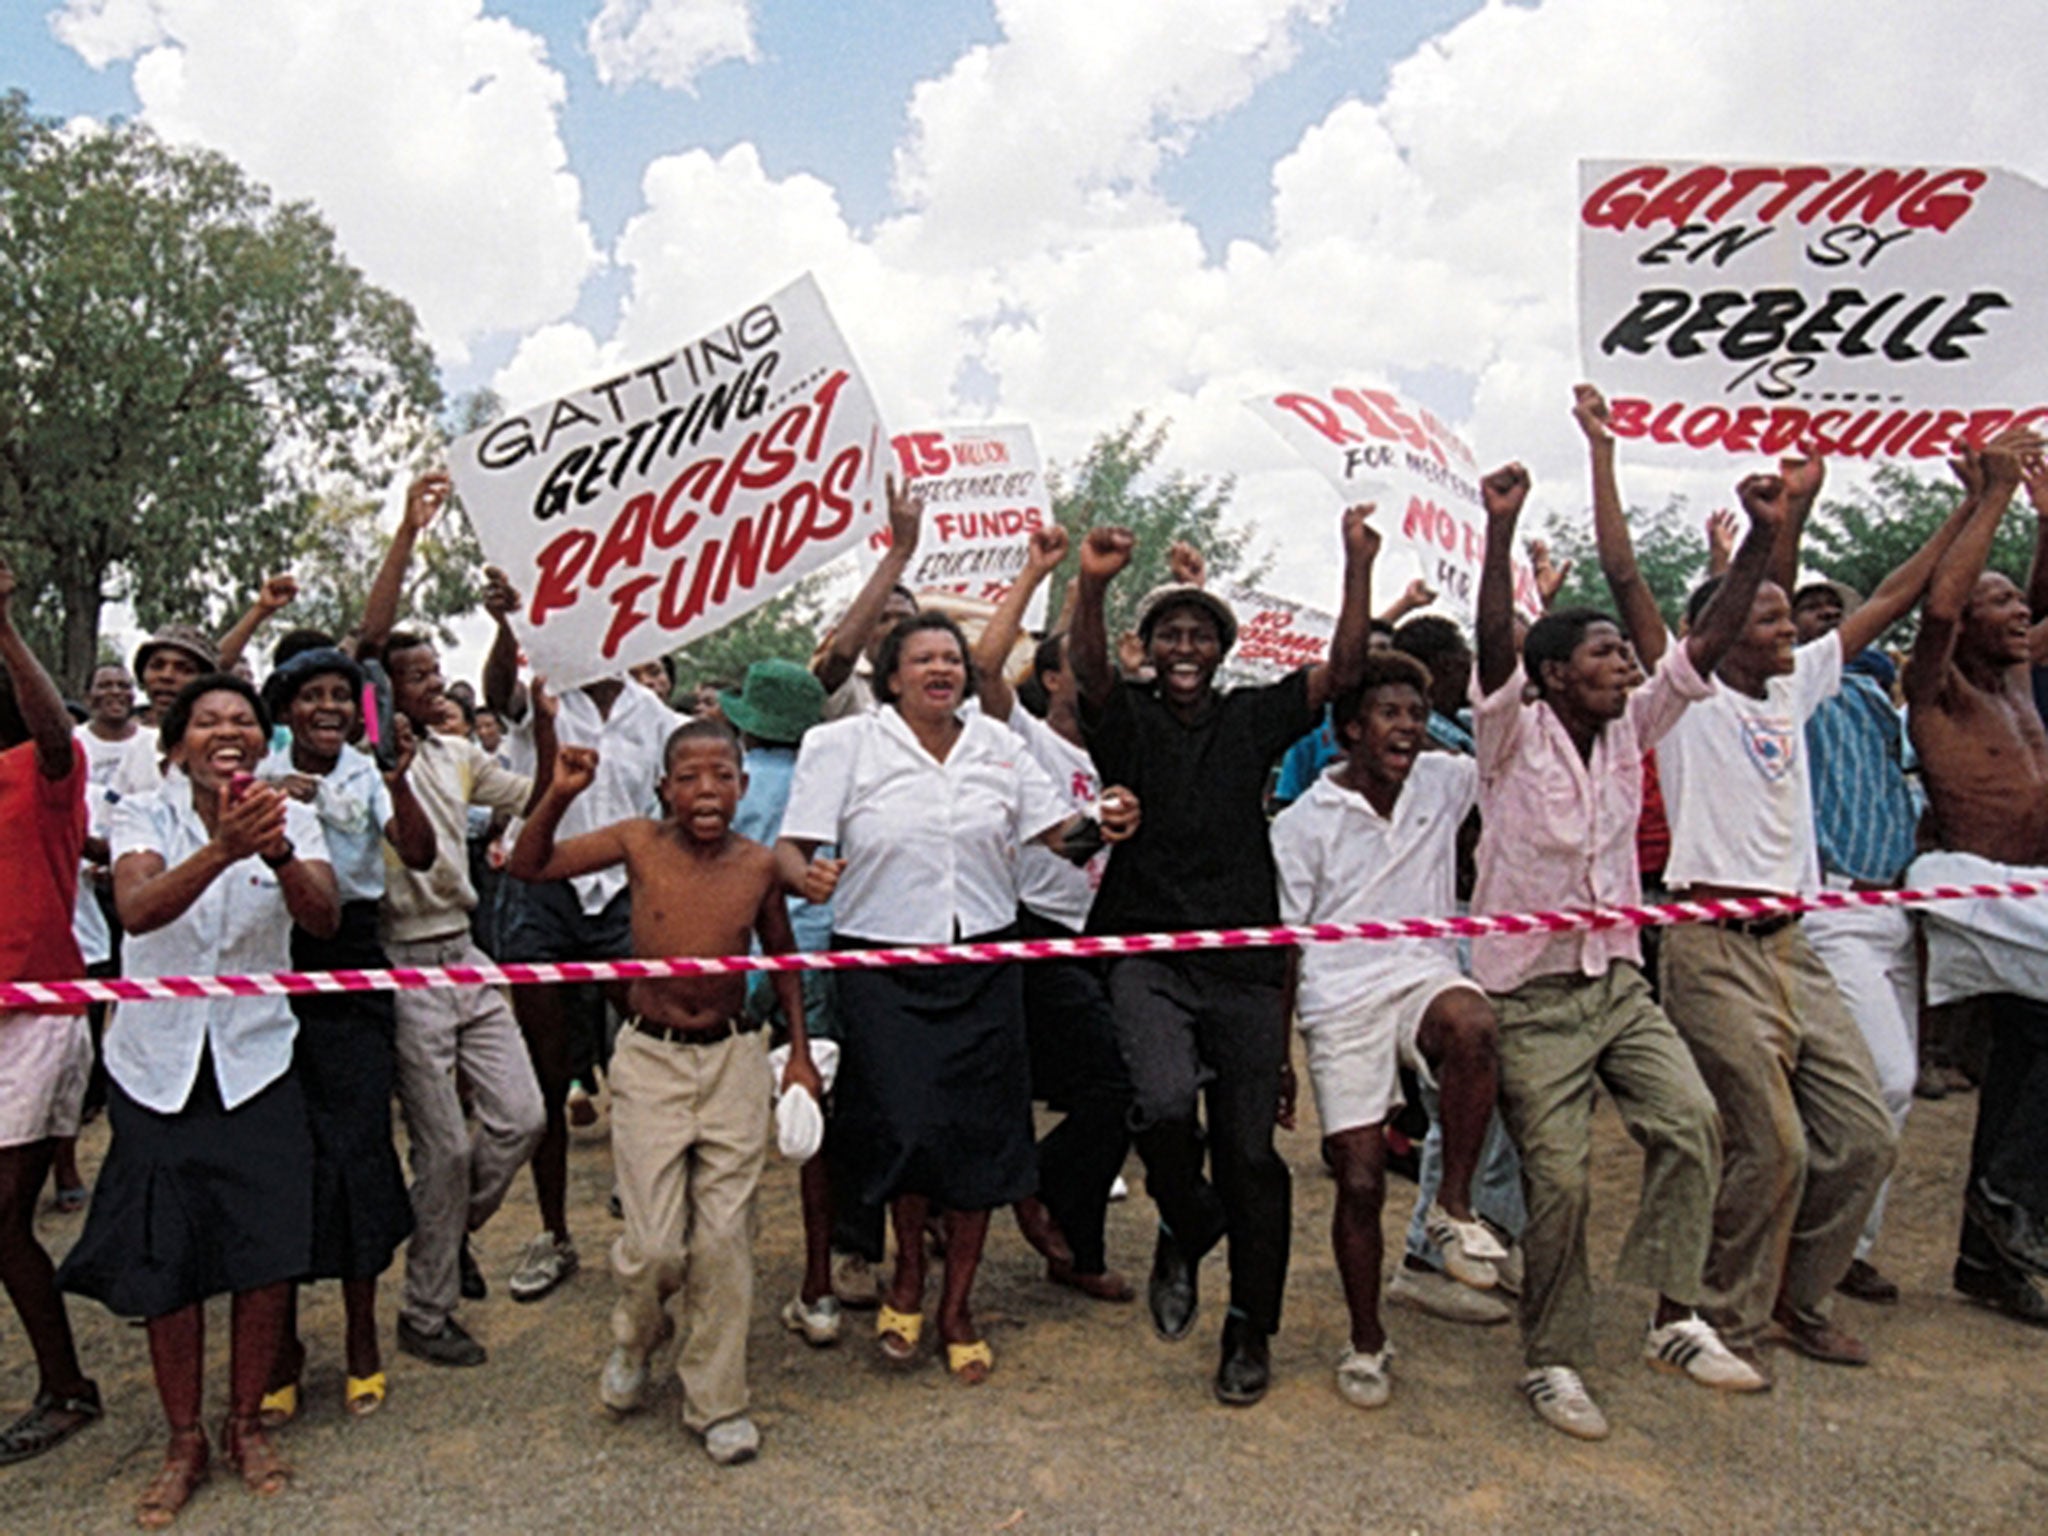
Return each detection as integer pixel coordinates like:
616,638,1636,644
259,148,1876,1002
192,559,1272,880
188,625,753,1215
720,659,826,746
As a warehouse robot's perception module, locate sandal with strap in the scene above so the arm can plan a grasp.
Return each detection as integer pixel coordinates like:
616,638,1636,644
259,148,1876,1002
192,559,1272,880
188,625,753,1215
220,1416,291,1497
345,1372,388,1419
876,1304,924,1362
0,1381,102,1466
256,1381,298,1431
136,1428,209,1530
945,1339,994,1384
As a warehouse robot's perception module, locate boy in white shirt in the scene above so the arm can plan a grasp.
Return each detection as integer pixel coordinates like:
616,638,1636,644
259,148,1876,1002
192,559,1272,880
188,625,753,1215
1271,650,1503,1409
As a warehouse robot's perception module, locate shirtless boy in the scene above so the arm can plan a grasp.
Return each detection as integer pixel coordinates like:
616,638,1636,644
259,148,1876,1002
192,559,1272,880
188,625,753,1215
1901,430,2048,1327
510,716,822,1463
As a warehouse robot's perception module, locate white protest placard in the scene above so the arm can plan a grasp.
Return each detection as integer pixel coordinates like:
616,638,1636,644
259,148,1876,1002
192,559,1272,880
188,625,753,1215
1578,160,2048,463
1246,383,1540,623
864,423,1051,628
1214,583,1335,687
450,274,884,688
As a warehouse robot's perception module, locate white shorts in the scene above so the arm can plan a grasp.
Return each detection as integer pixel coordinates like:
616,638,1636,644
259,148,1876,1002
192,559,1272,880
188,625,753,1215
0,1012,92,1149
1908,850,2048,1007
1298,966,1483,1138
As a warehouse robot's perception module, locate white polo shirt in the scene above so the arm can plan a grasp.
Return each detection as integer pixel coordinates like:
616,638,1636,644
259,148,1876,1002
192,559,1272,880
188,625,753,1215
1004,707,1105,933
1660,631,1842,897
780,706,1069,945
107,771,330,1113
1270,754,1477,1030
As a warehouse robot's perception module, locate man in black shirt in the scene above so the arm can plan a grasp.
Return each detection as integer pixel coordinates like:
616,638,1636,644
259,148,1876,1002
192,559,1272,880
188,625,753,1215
1071,507,1376,1404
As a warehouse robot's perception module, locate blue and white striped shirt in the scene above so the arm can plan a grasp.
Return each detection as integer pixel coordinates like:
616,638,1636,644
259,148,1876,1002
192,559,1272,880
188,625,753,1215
1805,665,1915,885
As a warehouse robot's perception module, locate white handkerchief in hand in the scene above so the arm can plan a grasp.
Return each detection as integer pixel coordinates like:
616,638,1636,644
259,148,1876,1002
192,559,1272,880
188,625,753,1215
775,1084,824,1162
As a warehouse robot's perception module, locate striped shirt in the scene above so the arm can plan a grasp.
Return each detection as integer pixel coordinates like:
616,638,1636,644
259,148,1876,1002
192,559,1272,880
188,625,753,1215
1805,665,1916,885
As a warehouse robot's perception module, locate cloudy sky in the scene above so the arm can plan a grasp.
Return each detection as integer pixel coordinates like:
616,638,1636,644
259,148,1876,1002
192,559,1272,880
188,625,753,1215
8,0,2042,652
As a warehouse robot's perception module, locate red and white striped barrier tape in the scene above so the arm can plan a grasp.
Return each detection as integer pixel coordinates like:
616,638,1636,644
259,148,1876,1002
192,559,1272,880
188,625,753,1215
5,879,2041,1012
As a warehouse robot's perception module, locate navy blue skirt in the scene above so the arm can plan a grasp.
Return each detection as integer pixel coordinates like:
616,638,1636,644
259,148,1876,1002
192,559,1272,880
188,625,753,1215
59,1057,313,1320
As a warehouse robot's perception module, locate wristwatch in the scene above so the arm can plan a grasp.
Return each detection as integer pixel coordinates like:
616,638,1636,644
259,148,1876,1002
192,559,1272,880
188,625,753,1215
260,841,297,870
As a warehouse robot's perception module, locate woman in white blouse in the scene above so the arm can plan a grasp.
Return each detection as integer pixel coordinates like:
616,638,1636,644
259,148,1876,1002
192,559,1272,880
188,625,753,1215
776,612,1135,1383
59,675,337,1526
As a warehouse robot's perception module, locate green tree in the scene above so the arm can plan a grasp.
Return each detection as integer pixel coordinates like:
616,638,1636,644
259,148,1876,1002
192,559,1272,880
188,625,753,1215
1805,465,2031,617
1041,414,1266,639
666,571,836,694
0,92,442,689
1537,495,1719,631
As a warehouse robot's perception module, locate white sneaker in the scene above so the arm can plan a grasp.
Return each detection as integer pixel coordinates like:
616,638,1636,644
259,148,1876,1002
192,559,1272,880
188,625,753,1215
1334,1343,1394,1410
1644,1315,1768,1392
831,1251,880,1309
703,1414,760,1466
1109,1175,1130,1202
1425,1202,1506,1289
1388,1264,1513,1326
1493,1240,1525,1298
1520,1366,1610,1440
600,1345,648,1414
781,1292,844,1347
508,1233,579,1302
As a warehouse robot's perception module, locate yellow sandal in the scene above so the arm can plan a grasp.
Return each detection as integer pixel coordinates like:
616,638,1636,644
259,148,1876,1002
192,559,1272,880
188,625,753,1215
945,1339,994,1384
876,1304,924,1362
345,1373,387,1419
255,1382,298,1431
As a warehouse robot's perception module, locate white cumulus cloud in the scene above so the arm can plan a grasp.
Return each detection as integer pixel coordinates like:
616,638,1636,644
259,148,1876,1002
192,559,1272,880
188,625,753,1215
49,0,602,363
586,0,759,91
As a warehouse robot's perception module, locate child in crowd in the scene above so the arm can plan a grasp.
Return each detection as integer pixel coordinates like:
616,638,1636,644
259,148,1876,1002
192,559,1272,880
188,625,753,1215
509,714,820,1465
1271,649,1503,1410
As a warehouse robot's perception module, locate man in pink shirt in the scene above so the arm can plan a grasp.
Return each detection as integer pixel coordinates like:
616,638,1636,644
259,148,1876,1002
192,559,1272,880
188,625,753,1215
1468,443,1780,1440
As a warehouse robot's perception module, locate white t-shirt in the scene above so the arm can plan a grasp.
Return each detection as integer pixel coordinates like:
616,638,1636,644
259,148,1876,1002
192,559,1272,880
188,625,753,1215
1271,755,1477,1029
109,725,163,801
780,707,1069,945
1660,631,1843,897
1004,707,1104,933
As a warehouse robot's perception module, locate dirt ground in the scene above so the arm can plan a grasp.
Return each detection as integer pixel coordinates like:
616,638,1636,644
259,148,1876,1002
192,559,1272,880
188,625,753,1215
3,1063,2043,1535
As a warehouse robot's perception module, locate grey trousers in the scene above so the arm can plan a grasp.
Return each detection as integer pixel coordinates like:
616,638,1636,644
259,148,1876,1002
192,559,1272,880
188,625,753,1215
388,932,546,1333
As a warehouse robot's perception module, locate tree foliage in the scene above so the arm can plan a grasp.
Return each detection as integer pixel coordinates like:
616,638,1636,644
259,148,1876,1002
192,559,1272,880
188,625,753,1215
1040,414,1266,639
666,571,837,692
1804,465,2031,607
0,92,443,688
1537,494,1719,632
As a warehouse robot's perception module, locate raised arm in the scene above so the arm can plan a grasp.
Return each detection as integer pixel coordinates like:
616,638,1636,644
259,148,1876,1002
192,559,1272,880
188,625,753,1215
1070,526,1134,712
479,565,524,719
1574,383,1668,666
1681,473,1783,677
2023,456,2048,621
1303,503,1380,712
506,746,629,882
0,556,75,780
358,471,450,661
1770,456,1825,596
1840,427,2041,662
1376,576,1436,627
1704,508,1738,579
973,527,1068,722
215,573,297,674
1903,441,2026,706
814,477,921,696
1476,464,1531,697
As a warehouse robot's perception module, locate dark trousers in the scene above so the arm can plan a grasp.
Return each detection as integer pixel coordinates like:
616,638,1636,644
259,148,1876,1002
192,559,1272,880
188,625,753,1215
1108,956,1291,1334
1019,909,1132,1276
1960,994,2048,1269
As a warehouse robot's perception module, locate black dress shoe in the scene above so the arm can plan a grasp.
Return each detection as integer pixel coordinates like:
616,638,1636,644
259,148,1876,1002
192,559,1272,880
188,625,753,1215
1213,1315,1271,1407
1835,1258,1900,1305
1149,1226,1198,1342
1966,1182,2048,1278
1955,1257,2048,1327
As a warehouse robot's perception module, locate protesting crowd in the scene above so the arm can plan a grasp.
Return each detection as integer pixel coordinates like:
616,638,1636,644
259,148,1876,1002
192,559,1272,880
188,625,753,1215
5,379,2048,1530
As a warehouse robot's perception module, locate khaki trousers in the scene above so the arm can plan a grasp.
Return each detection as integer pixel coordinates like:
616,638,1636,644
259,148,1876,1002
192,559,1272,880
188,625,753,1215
608,1023,771,1433
1493,964,1721,1370
1660,921,1897,1347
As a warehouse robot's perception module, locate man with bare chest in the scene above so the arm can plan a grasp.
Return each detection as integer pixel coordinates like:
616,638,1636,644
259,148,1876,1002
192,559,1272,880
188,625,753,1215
1903,432,2048,1327
510,717,822,1460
